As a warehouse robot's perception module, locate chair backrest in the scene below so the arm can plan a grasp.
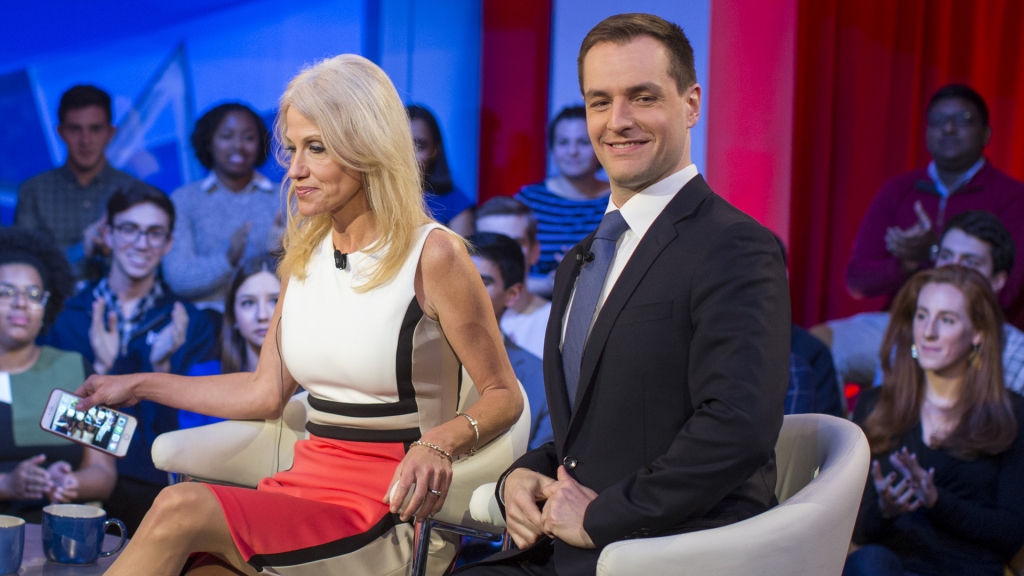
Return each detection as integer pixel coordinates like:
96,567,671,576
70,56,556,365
596,413,870,576
773,413,864,503
431,367,531,532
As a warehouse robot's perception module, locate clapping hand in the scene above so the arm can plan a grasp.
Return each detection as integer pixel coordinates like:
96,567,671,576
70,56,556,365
46,461,79,503
890,447,938,509
227,221,253,266
884,201,936,273
149,302,189,372
89,299,120,375
871,458,921,518
82,213,109,258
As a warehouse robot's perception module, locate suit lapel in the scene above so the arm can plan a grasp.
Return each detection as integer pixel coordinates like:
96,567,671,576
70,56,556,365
565,176,715,438
543,239,592,442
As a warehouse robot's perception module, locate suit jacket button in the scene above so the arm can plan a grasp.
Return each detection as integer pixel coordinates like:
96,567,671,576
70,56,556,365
563,456,578,469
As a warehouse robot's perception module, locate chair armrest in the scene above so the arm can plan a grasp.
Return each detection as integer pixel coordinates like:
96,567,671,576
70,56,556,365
152,393,309,487
469,482,505,528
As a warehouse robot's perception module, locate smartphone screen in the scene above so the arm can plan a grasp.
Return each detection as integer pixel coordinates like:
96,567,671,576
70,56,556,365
40,390,135,457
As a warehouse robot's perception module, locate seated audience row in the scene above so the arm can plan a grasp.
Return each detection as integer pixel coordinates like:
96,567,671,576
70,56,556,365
818,210,1023,394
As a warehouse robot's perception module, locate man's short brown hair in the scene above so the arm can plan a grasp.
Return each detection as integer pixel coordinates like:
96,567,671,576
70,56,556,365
577,13,696,95
476,196,538,244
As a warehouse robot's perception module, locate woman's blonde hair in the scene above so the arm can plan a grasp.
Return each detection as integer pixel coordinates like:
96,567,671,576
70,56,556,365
276,54,432,291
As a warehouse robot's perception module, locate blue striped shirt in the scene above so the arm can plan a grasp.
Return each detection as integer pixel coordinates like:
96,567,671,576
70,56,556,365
516,183,610,276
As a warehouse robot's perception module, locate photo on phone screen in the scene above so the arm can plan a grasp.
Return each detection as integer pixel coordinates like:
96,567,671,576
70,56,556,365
43,391,133,456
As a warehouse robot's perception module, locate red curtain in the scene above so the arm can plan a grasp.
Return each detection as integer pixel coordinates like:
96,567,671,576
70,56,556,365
789,0,1024,328
477,0,552,203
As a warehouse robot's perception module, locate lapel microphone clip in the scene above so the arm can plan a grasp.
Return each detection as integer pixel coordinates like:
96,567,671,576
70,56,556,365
334,250,348,270
576,251,596,264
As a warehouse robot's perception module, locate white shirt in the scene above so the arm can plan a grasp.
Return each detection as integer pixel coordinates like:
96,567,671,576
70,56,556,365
500,298,551,360
561,164,699,346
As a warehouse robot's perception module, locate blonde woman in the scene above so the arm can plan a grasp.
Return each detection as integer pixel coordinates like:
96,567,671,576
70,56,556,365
74,54,523,576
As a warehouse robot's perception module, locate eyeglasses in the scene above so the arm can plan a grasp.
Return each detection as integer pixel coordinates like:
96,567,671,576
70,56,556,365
113,223,170,247
0,283,50,310
927,111,976,129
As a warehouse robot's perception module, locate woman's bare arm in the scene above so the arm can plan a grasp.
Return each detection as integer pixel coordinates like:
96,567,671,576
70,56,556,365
417,229,523,453
75,273,299,421
387,229,524,521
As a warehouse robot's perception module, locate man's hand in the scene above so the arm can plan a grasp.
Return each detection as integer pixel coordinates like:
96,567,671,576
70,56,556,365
884,201,936,273
82,213,108,258
89,299,119,375
503,468,555,549
149,303,189,372
540,466,597,549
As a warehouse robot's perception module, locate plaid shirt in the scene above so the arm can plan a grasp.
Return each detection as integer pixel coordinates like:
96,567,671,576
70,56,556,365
14,163,151,279
1004,324,1024,394
92,278,164,357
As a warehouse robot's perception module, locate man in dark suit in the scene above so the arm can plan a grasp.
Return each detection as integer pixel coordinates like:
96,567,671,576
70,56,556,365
458,13,791,576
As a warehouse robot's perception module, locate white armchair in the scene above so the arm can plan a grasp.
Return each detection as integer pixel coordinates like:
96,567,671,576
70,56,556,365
152,372,531,576
469,413,870,576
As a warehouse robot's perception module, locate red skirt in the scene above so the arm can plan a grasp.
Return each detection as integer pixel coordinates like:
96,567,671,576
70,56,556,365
204,436,456,575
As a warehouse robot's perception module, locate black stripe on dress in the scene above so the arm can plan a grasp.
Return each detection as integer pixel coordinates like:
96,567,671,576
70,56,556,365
307,394,418,417
247,513,401,568
395,298,422,403
306,423,421,443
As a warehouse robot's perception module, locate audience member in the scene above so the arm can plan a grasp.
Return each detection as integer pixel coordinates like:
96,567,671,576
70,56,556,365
468,232,552,450
846,265,1024,576
475,197,551,359
773,235,843,417
407,104,474,235
179,254,280,429
0,228,116,522
163,103,281,311
15,85,159,281
846,84,1024,329
516,105,610,297
818,211,1024,394
40,184,215,535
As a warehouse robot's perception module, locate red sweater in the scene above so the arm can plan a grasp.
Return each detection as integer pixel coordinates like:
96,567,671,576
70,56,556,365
846,161,1024,329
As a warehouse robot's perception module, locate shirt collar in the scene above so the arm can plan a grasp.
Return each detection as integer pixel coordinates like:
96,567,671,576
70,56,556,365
927,157,985,197
202,171,274,194
606,164,699,240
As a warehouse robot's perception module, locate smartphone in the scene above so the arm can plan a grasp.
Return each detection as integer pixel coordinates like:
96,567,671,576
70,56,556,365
39,389,137,458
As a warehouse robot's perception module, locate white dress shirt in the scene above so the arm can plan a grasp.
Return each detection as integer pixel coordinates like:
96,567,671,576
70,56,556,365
561,164,699,346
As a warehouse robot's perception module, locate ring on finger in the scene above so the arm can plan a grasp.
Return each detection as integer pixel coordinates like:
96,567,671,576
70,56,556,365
429,488,443,497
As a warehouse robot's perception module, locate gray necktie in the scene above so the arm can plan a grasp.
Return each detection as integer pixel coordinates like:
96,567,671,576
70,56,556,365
562,210,630,408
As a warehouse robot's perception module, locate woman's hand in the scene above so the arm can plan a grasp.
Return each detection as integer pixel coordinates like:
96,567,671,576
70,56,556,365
74,373,144,411
46,461,79,503
891,448,938,508
383,444,453,523
871,459,921,519
0,455,52,500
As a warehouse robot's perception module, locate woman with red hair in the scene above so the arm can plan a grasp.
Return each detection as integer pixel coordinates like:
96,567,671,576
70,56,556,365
846,266,1024,576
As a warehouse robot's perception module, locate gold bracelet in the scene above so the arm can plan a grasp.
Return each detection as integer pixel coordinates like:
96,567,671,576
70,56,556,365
410,441,452,462
457,412,479,454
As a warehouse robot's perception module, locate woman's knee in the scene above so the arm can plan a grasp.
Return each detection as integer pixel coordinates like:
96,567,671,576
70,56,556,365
145,484,216,536
843,544,904,576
